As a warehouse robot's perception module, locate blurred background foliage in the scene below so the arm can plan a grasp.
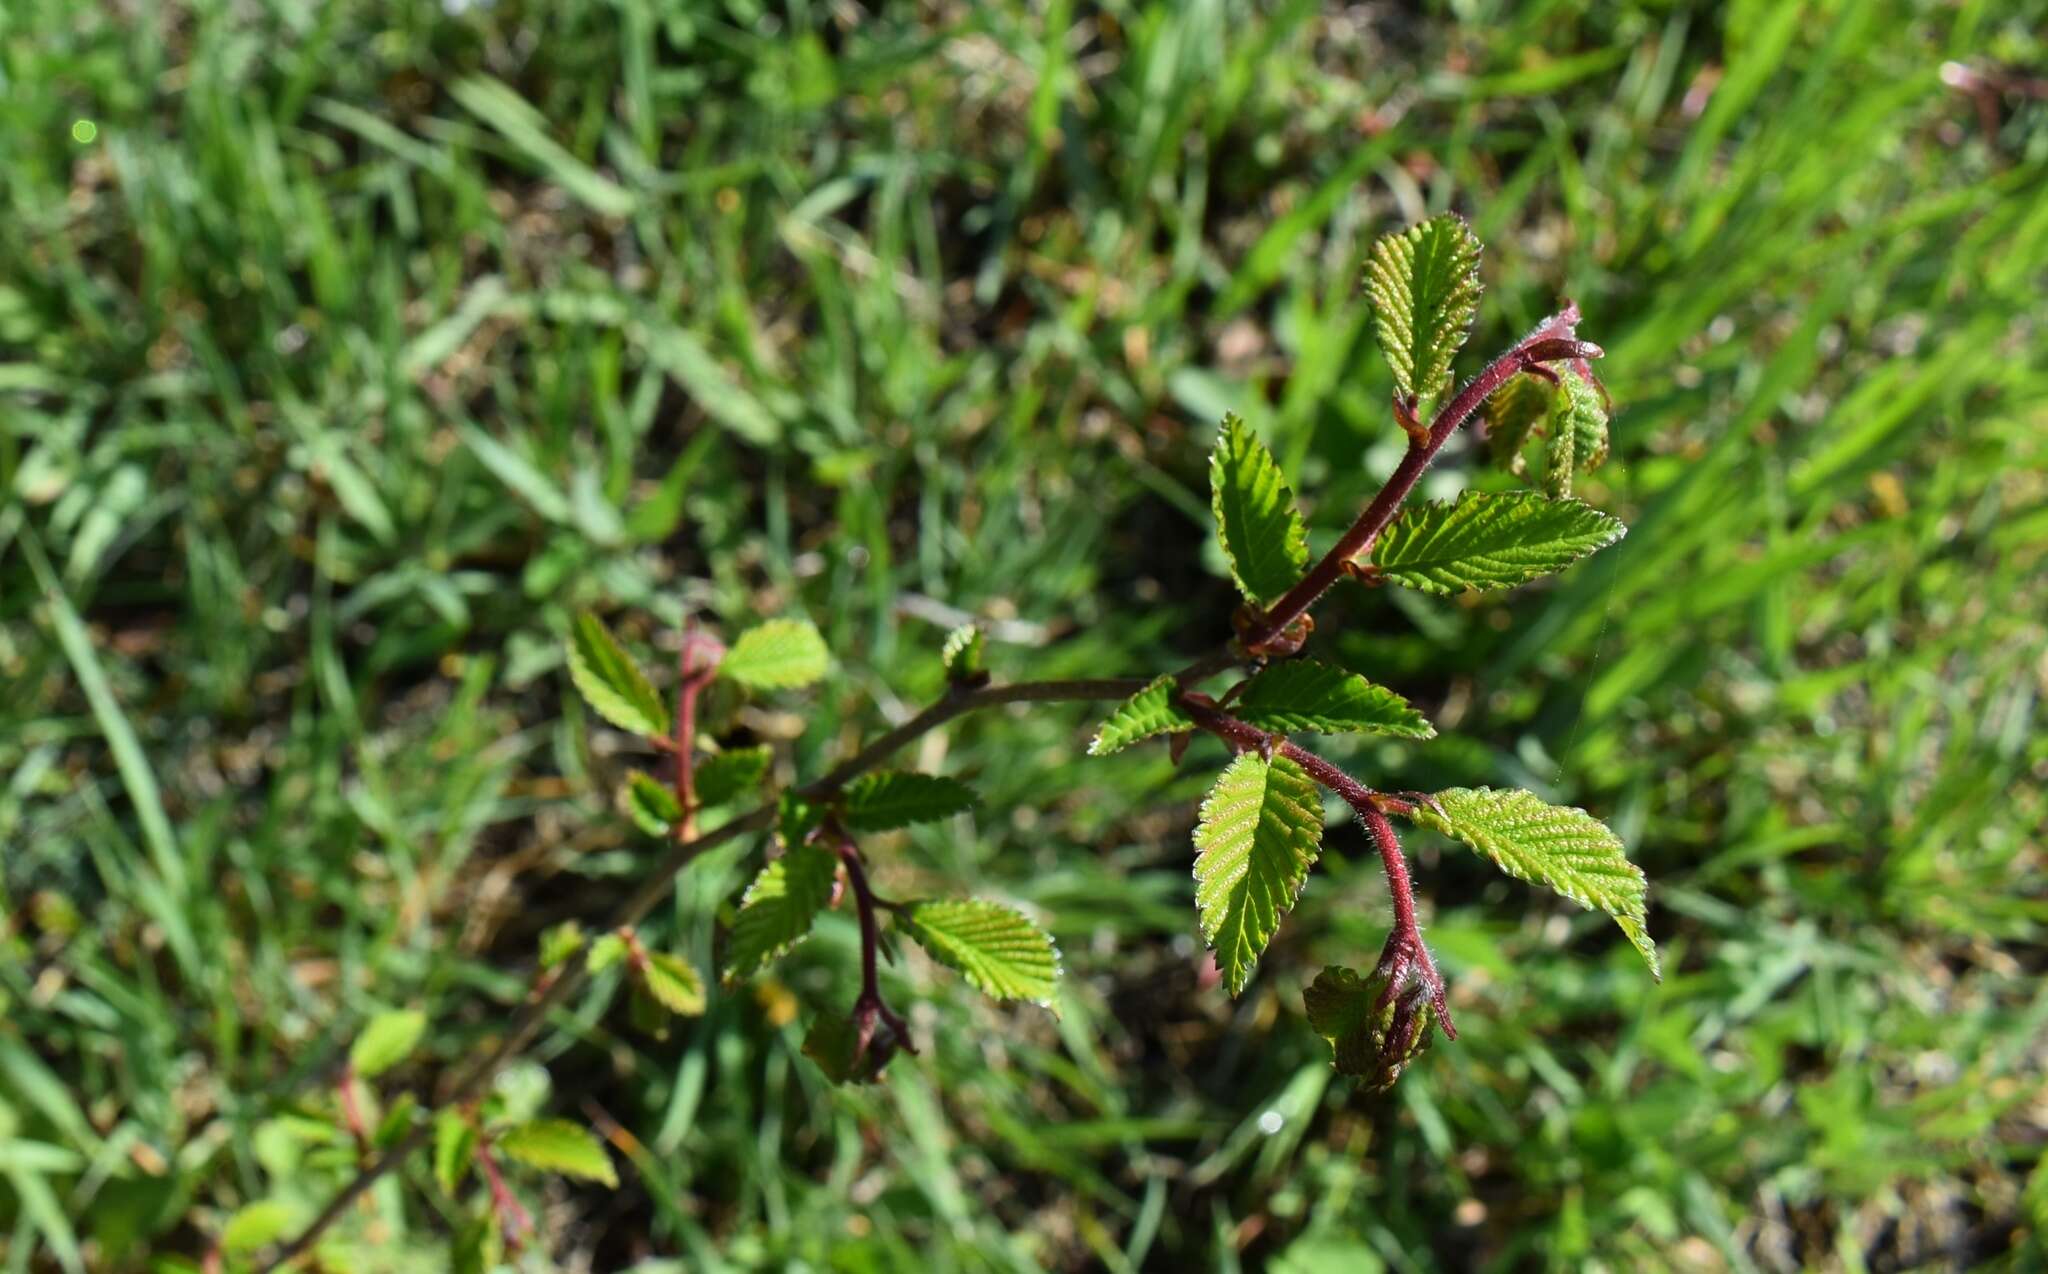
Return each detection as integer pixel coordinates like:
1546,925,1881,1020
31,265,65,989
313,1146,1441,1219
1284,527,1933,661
3,0,2046,1269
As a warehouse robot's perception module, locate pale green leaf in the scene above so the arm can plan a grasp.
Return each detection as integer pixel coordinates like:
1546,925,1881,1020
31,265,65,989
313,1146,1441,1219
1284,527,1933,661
1087,675,1195,756
434,1109,478,1195
941,624,986,681
1404,787,1658,977
719,618,829,690
1542,369,1609,499
723,844,838,985
1233,660,1434,738
1484,371,1552,477
1302,965,1436,1092
639,951,706,1016
1371,491,1625,594
586,933,630,974
221,1200,295,1256
349,1009,426,1080
567,612,669,737
901,900,1061,1005
1192,753,1325,995
496,1118,618,1188
1209,413,1309,605
538,921,585,970
696,744,772,806
621,769,682,836
1364,214,1484,403
841,771,976,831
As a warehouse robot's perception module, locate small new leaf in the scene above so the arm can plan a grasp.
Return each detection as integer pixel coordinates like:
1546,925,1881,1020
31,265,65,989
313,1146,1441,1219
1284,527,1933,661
496,1118,618,1188
1192,753,1325,996
901,900,1061,1005
434,1109,478,1195
586,932,630,974
1404,787,1658,977
941,624,986,682
1364,214,1483,404
639,950,707,1016
621,769,683,836
719,618,829,690
221,1201,295,1257
1233,659,1434,739
538,921,585,970
1484,371,1552,476
1088,674,1195,756
1302,965,1436,1092
723,843,838,985
1542,369,1609,498
696,744,772,807
1371,491,1625,595
1209,413,1309,605
802,1012,888,1084
567,612,668,738
841,771,976,831
350,1009,426,1080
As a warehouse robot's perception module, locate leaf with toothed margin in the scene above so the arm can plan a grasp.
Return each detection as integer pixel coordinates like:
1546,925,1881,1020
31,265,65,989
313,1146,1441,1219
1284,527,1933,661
941,624,986,681
638,951,706,1016
621,769,683,836
1541,369,1609,499
496,1118,617,1188
1402,787,1658,977
719,618,830,690
1364,214,1484,405
1088,675,1196,755
1232,659,1434,739
695,744,772,807
900,900,1061,1006
566,612,669,737
841,772,976,831
1484,371,1552,477
1192,753,1325,996
1371,491,1625,595
723,843,838,985
1209,413,1309,606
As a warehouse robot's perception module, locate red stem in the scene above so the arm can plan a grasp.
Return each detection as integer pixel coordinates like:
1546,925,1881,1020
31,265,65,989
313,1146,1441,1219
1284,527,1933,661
831,828,913,1059
337,1063,369,1153
475,1140,531,1250
1238,317,1599,651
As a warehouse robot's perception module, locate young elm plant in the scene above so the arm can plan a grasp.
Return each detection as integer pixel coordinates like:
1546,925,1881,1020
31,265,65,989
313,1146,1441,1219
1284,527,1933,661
258,214,1655,1269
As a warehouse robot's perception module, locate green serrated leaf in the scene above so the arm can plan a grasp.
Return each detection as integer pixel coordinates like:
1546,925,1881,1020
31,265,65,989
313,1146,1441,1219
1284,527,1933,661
1209,413,1310,605
495,1118,618,1188
221,1199,295,1256
901,900,1061,1005
1484,371,1552,477
1087,674,1195,756
349,1009,426,1080
941,624,985,681
587,932,630,974
639,950,706,1016
434,1109,478,1195
696,745,772,807
841,771,976,831
719,618,829,690
621,769,683,836
723,844,838,984
539,921,585,970
374,1092,418,1147
1233,660,1434,739
1404,787,1658,977
1371,491,1625,595
1302,965,1436,1092
1192,753,1325,996
1542,369,1608,498
567,612,669,737
1364,214,1484,404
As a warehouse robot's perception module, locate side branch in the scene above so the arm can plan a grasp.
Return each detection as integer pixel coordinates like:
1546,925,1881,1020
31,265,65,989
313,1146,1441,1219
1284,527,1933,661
259,675,1143,1271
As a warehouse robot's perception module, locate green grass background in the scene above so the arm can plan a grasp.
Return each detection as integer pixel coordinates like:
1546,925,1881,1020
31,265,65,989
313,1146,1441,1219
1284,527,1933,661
4,0,2046,1269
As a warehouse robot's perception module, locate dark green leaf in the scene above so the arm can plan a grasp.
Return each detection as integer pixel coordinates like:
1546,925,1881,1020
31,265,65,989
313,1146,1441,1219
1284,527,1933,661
1233,660,1434,738
723,844,838,984
1088,675,1195,756
841,771,976,831
1371,491,1625,594
1209,413,1309,605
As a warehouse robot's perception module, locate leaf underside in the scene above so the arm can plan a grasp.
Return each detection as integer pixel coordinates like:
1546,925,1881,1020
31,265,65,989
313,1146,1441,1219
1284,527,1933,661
723,843,838,984
1404,786,1658,977
1364,214,1483,404
1232,659,1434,739
1484,371,1553,477
1302,964,1436,1092
1088,674,1195,755
901,899,1061,1005
1209,413,1309,606
1371,490,1625,594
1192,753,1326,996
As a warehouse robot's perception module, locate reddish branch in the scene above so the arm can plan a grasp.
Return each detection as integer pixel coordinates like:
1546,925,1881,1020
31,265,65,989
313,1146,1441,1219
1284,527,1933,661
828,823,913,1064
